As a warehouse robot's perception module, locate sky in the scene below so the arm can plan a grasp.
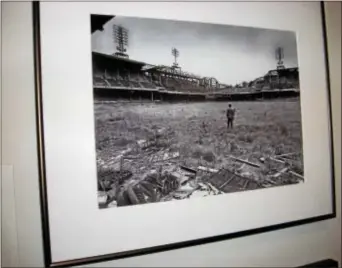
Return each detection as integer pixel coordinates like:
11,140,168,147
91,15,298,85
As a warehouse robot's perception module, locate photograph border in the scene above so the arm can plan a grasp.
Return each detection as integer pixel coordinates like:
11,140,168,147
32,1,336,267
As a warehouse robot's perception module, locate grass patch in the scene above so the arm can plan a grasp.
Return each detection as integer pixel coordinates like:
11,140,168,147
94,100,303,175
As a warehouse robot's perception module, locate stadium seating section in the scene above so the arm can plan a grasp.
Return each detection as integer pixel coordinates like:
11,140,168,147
93,69,208,92
93,67,299,93
160,76,207,93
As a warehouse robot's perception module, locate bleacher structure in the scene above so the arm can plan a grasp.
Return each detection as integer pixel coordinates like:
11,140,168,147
92,51,300,101
92,51,223,101
253,68,299,90
93,52,154,90
92,52,221,91
210,67,300,101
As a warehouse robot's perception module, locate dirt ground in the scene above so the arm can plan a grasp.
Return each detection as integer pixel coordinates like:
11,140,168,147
94,98,304,185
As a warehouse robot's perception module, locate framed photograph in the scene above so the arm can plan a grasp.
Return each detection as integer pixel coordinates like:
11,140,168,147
33,1,336,267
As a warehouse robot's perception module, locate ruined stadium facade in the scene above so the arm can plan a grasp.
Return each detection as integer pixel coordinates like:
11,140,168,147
92,51,299,102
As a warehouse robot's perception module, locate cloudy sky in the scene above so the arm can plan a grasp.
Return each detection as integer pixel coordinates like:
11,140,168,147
91,15,298,85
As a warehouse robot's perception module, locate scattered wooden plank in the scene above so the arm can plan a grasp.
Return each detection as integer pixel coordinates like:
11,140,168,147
243,179,249,189
277,157,291,162
222,168,261,184
269,157,285,164
289,170,304,181
153,153,180,163
272,167,289,178
206,183,222,194
139,183,154,198
229,156,261,168
126,186,141,205
198,166,219,173
209,168,225,178
264,177,277,185
148,182,163,190
132,186,147,204
275,152,299,158
219,175,236,189
180,165,197,174
123,156,139,160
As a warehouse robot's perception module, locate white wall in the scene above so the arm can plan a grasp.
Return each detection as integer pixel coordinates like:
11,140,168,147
1,2,340,267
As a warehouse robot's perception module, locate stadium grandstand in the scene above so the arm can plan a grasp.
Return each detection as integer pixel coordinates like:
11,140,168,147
211,67,300,101
251,67,299,91
92,51,300,101
143,65,221,93
93,52,156,90
91,15,299,102
92,51,223,101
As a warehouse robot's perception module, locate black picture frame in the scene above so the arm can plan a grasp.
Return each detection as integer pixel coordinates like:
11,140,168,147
32,1,336,267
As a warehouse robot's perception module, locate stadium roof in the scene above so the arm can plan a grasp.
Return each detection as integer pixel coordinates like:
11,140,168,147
142,65,158,71
145,65,202,80
91,15,114,33
266,67,299,76
92,51,146,67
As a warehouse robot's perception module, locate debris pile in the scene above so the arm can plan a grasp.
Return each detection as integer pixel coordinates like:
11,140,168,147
96,122,303,208
97,148,303,209
97,169,132,191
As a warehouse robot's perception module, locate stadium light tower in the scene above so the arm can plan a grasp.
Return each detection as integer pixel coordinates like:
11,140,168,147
171,47,179,68
113,24,129,58
275,47,285,70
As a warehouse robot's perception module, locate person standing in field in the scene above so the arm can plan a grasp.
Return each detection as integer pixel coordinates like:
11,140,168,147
226,104,236,129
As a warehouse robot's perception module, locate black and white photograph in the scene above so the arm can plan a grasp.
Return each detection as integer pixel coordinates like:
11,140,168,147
91,14,304,209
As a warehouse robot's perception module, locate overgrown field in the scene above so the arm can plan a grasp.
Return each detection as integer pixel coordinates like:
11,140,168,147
94,99,303,185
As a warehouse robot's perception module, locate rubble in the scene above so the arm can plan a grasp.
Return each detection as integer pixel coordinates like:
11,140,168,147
97,134,303,208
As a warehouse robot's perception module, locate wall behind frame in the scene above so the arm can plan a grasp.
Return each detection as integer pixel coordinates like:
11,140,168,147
1,1,340,267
